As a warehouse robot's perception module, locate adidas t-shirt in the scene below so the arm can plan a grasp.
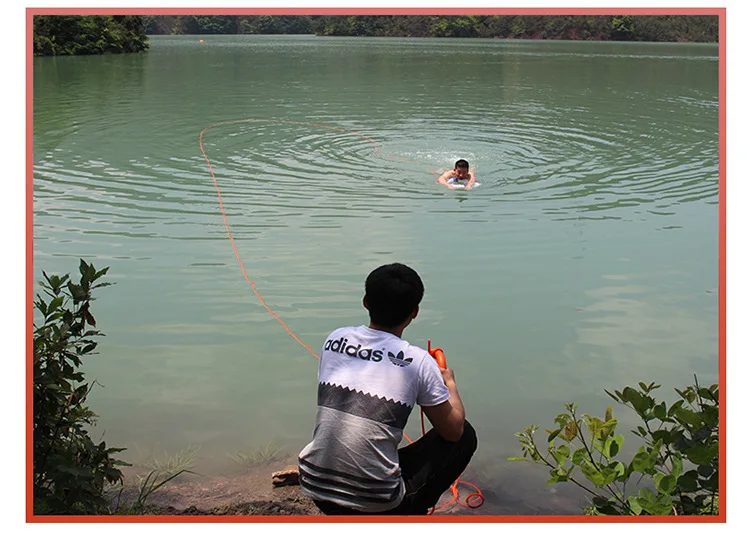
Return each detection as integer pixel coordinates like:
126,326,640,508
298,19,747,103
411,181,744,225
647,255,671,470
298,325,450,512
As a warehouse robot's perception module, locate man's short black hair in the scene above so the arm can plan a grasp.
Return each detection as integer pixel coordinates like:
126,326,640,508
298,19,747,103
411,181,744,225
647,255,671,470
365,263,424,328
455,159,470,169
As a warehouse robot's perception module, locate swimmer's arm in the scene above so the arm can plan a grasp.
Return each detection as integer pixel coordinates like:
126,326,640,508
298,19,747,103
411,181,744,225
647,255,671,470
436,170,454,188
465,166,477,190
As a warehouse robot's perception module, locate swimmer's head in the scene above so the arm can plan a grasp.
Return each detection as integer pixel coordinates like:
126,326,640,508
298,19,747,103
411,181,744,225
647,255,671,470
454,159,470,178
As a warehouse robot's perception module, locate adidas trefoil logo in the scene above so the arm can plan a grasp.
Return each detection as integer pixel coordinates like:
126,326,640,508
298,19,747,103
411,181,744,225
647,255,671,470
388,350,413,368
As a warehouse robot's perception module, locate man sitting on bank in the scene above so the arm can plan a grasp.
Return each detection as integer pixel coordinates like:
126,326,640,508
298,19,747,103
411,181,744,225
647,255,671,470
298,263,477,515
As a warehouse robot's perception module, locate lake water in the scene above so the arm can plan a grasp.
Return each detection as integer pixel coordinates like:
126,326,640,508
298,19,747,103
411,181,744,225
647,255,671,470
32,35,719,515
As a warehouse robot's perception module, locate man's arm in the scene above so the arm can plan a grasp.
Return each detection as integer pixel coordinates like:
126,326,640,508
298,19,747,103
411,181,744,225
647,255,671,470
465,166,477,190
436,170,454,188
421,367,466,442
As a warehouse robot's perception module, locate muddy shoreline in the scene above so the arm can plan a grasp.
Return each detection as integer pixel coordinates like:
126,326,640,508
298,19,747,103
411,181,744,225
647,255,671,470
111,456,585,517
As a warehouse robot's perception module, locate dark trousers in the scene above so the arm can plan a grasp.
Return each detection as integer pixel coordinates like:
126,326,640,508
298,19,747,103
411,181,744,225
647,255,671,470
314,420,478,516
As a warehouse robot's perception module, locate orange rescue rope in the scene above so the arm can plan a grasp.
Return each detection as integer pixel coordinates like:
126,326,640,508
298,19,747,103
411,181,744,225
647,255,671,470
199,118,483,512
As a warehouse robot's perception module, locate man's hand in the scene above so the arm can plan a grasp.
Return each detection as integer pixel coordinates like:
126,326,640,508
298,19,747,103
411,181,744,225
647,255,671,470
440,367,456,386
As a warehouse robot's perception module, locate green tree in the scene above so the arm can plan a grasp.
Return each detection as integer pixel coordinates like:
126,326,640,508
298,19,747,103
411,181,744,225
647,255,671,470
611,15,635,41
34,260,129,514
510,16,528,38
510,378,719,515
145,14,717,42
33,15,149,56
430,16,480,38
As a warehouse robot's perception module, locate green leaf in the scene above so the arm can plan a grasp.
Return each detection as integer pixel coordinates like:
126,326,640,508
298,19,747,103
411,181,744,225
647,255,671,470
546,428,561,442
609,461,626,479
632,449,655,473
68,283,87,303
622,386,651,414
635,487,673,515
655,496,674,515
675,387,696,404
602,466,618,485
651,429,674,446
591,495,621,515
571,448,587,466
626,495,643,515
686,443,718,466
638,486,657,505
649,494,675,515
655,473,677,495
618,461,634,483
607,434,624,458
84,309,97,327
671,455,683,478
668,400,684,417
507,457,528,462
585,415,603,435
673,407,703,430
554,445,570,465
677,470,699,492
699,472,719,492
547,468,568,485
94,266,110,280
702,405,719,428
697,464,714,478
599,419,617,440
580,461,606,486
554,413,571,425
47,296,65,315
653,402,667,421
592,438,605,456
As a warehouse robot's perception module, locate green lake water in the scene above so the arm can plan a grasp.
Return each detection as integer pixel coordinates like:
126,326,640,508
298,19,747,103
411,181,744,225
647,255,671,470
33,35,719,514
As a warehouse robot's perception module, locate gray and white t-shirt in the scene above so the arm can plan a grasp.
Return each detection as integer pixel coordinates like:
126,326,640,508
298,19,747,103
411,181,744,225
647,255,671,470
298,325,450,512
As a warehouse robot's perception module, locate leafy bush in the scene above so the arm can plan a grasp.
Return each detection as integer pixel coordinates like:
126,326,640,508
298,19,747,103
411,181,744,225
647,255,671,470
510,377,719,515
33,260,129,514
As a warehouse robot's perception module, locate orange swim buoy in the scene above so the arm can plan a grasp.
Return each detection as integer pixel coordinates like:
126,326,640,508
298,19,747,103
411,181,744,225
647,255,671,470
427,340,447,369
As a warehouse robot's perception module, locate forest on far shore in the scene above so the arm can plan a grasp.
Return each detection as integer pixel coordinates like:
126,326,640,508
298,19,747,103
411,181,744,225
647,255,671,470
32,14,719,56
146,14,718,42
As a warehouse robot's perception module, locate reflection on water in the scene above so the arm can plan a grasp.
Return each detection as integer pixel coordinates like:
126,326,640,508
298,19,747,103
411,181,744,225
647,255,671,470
33,36,718,514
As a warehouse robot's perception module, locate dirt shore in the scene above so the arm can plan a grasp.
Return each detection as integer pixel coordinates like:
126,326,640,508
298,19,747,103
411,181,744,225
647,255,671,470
112,456,584,517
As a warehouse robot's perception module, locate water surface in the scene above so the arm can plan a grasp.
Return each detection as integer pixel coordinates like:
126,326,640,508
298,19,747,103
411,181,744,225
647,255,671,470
33,35,719,514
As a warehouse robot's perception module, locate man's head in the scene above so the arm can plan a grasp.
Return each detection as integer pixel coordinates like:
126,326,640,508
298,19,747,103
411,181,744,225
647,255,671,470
454,159,470,178
364,263,424,328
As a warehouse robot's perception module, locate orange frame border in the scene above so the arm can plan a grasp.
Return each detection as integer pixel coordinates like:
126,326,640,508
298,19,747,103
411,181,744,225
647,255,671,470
26,7,727,524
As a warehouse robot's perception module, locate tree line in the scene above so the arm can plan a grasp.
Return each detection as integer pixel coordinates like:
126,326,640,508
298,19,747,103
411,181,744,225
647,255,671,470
34,15,150,56
145,15,718,42
31,14,718,56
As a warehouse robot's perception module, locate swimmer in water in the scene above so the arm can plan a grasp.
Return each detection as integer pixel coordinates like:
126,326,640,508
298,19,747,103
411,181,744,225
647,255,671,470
436,159,476,190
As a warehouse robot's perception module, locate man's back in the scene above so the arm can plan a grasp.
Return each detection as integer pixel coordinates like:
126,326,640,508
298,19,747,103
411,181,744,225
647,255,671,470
298,325,449,512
